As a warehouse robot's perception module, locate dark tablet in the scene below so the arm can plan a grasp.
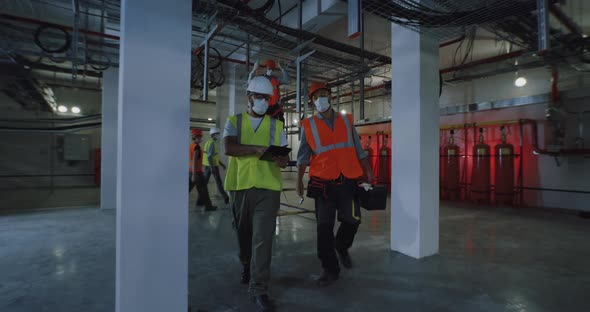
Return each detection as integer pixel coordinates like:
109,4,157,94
259,145,292,161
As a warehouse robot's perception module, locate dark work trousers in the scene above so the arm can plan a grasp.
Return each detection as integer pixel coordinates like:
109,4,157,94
204,166,229,203
189,172,213,208
231,188,280,296
314,178,361,275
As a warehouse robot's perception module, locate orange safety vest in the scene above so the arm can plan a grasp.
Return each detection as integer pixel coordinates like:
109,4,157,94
189,143,204,173
301,113,363,180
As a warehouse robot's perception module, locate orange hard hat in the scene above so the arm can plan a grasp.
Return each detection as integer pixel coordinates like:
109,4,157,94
262,59,276,70
191,129,202,136
308,82,330,98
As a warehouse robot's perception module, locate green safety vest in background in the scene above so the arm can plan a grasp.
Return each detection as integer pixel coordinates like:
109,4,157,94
203,138,219,167
224,112,283,192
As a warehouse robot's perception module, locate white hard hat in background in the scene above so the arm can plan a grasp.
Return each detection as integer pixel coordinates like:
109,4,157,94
209,127,220,135
247,76,273,95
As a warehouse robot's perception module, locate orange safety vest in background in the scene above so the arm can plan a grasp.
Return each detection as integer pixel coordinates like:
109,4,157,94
301,113,363,180
267,75,280,106
189,143,204,173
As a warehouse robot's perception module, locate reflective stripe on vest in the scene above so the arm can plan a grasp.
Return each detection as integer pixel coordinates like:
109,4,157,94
224,113,283,191
302,113,363,180
308,114,354,154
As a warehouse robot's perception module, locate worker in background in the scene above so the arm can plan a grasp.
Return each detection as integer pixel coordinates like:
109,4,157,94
296,82,374,287
203,127,230,205
189,129,216,211
223,76,289,312
248,59,290,122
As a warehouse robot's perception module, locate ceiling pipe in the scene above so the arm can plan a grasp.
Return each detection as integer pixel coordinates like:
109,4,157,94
0,13,119,40
331,84,386,100
439,35,466,48
549,4,584,37
440,50,526,74
0,114,101,123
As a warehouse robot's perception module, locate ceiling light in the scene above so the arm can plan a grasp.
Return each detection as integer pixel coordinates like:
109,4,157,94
514,77,527,87
57,105,68,113
292,119,298,125
340,109,346,114
207,117,213,121
71,106,81,114
364,99,372,103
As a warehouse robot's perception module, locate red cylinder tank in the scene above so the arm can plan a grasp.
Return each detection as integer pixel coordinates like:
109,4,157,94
471,128,491,202
442,130,461,200
363,135,375,182
494,126,515,205
378,134,391,185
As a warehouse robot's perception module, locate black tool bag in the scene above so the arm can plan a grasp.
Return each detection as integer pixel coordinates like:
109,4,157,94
356,184,388,211
306,178,327,199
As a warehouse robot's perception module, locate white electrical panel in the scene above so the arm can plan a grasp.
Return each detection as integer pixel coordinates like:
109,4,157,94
63,134,91,161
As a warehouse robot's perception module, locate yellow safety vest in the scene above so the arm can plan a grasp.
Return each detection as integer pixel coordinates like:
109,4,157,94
203,138,219,166
224,113,283,191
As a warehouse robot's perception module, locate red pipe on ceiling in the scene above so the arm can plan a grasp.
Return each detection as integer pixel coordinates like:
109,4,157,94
440,50,525,75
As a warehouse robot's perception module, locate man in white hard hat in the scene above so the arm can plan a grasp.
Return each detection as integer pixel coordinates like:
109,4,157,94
223,76,289,311
203,127,229,204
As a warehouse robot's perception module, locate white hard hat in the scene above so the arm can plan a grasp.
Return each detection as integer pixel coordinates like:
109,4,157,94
209,127,220,135
247,76,273,95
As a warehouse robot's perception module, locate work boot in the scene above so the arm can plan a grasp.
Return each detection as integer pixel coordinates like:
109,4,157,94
204,205,217,211
241,267,250,284
336,249,353,269
316,271,339,287
251,294,275,311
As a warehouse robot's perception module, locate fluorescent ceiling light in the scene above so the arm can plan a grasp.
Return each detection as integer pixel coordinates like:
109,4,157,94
514,77,527,87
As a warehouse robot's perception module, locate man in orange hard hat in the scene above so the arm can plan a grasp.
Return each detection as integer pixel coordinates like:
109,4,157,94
189,129,216,211
296,82,374,287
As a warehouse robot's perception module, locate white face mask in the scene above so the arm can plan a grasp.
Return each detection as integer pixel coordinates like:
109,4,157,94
266,69,273,76
252,98,269,115
314,97,330,113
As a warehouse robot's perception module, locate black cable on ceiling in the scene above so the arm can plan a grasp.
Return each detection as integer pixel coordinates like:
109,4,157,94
210,0,391,65
364,0,556,28
248,0,275,15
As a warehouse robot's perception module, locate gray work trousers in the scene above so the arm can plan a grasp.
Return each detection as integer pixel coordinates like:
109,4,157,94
231,188,280,296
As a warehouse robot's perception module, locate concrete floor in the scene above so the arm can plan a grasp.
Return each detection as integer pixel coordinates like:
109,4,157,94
1,181,589,312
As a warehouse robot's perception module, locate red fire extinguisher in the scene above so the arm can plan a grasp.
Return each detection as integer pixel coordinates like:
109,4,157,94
495,126,515,205
363,135,374,181
363,135,374,161
442,129,461,200
378,134,391,185
471,128,491,202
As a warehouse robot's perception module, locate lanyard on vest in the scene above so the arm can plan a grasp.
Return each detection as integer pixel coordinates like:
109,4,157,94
236,113,278,146
308,115,354,154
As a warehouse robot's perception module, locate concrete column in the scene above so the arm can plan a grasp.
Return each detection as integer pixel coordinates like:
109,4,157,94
116,1,191,311
100,68,118,210
390,23,440,259
216,63,247,163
